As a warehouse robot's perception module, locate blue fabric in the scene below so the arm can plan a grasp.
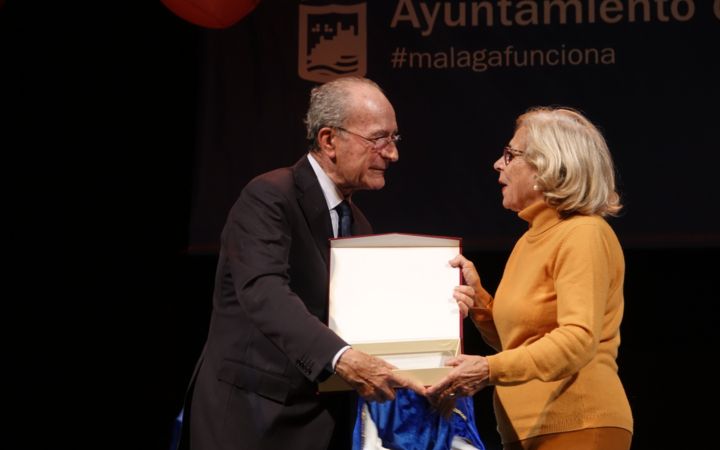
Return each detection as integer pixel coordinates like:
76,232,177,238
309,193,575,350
352,389,485,450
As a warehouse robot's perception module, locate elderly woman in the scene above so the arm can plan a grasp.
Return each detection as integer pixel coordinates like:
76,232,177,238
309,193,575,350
428,107,633,450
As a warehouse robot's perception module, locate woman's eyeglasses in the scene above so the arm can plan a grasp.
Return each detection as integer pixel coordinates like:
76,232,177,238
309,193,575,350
503,146,524,165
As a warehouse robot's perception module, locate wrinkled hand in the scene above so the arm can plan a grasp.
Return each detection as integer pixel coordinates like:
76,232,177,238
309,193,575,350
453,285,474,318
427,354,490,415
335,348,426,402
450,255,491,310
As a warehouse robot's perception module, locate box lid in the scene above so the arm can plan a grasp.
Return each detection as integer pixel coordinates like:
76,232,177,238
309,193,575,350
328,233,462,345
331,232,461,248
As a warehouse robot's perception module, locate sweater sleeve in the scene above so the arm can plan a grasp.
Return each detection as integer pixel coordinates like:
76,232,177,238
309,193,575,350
470,297,502,352
488,223,611,384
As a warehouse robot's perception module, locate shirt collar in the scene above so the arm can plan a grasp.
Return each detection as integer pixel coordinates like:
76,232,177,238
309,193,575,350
307,152,345,210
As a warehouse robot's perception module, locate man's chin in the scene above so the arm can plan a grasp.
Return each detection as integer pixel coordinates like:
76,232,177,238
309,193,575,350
354,174,387,191
366,178,386,190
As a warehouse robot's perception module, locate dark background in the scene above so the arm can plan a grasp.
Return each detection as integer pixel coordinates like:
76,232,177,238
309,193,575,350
184,0,720,251
3,1,716,448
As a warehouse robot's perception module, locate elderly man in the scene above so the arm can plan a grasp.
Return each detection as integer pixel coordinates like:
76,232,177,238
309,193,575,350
179,77,423,450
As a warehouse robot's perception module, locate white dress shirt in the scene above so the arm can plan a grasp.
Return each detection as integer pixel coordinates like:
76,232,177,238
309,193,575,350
307,153,352,370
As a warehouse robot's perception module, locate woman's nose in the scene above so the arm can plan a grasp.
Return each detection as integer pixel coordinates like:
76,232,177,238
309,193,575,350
493,155,504,172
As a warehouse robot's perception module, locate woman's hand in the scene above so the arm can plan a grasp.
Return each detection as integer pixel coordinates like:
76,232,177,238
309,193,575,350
450,255,491,312
427,354,490,415
453,284,475,318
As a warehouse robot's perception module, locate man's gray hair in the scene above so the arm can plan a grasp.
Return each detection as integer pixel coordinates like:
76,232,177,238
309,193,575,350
304,77,381,151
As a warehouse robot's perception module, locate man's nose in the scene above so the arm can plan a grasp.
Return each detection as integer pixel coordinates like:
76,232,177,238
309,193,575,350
381,143,399,162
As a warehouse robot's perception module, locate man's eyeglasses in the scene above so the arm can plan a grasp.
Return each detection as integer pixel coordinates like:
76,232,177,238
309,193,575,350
336,127,401,151
503,146,524,165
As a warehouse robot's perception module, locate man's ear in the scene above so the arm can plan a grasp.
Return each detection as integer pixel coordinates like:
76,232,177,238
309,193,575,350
317,127,337,159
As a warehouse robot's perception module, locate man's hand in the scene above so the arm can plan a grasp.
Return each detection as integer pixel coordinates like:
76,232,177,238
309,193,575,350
334,348,426,402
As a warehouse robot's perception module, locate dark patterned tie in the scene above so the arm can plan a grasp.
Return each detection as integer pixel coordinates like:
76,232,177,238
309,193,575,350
336,201,353,237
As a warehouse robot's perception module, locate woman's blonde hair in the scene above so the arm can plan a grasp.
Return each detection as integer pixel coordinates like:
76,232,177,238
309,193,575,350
517,106,622,217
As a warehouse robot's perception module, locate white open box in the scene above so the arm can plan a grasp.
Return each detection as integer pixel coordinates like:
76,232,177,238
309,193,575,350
320,233,462,391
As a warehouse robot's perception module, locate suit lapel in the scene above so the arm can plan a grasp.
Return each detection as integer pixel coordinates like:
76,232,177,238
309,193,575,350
293,156,333,267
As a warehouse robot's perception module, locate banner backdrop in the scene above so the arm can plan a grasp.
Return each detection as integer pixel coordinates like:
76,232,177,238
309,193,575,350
187,0,720,252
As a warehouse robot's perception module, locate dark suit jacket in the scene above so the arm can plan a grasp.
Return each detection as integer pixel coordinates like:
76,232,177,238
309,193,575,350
181,155,372,450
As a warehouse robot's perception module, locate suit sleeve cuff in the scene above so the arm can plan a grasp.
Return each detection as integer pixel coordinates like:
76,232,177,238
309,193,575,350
331,345,352,372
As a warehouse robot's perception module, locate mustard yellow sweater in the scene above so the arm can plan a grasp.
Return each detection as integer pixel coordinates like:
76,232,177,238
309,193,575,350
471,201,633,444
